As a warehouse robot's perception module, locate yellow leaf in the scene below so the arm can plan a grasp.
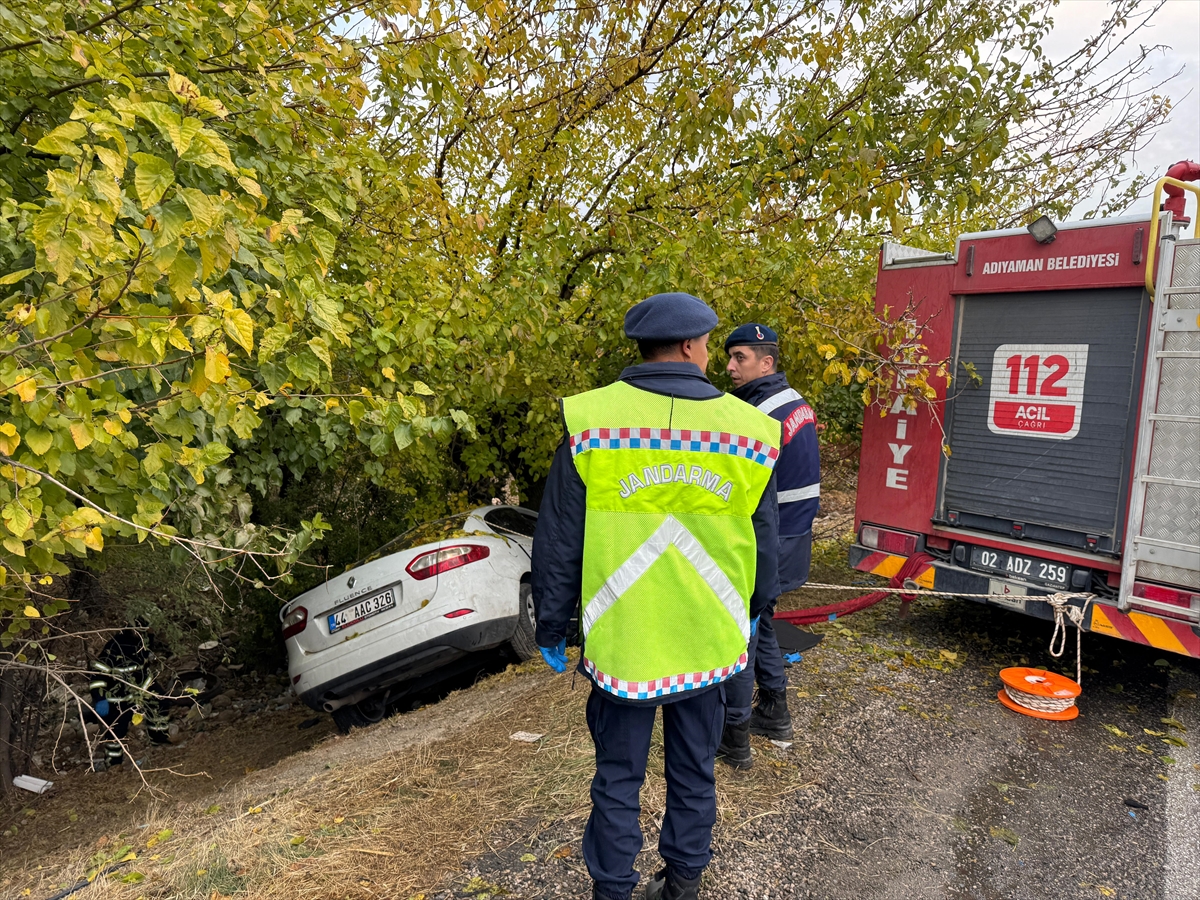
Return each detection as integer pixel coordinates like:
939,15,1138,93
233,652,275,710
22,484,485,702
102,420,123,436
333,816,345,824
381,367,396,382
132,712,144,726
118,408,132,424
83,527,103,551
69,422,93,449
0,267,35,286
23,605,40,618
412,380,435,396
224,308,255,354
189,362,210,396
238,176,264,199
168,327,193,352
71,44,88,67
16,376,38,402
0,422,19,455
205,346,231,384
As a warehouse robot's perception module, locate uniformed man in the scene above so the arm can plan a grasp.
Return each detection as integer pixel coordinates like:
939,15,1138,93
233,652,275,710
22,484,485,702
716,323,820,768
531,293,780,900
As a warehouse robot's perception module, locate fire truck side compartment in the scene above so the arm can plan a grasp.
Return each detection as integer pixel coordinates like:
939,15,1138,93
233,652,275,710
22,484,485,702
936,288,1149,554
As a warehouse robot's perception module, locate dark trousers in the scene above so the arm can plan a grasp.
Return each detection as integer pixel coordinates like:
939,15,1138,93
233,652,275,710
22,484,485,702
725,604,788,725
583,684,725,900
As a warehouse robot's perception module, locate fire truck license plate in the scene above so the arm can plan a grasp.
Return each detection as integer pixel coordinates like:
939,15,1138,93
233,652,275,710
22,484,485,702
970,547,1068,588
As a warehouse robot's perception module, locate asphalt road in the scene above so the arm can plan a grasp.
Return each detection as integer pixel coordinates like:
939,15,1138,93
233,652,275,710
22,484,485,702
436,594,1199,900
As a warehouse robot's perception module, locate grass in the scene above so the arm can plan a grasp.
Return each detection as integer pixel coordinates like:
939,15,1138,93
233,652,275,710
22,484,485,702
11,648,819,900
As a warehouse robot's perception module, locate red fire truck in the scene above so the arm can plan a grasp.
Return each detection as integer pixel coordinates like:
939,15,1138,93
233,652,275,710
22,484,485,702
851,164,1200,658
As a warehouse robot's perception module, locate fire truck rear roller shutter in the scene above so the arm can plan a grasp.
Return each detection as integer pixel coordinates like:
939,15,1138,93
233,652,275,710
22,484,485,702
939,288,1148,551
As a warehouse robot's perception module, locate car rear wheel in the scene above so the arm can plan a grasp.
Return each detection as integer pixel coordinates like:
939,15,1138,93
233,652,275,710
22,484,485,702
330,692,389,734
509,581,538,661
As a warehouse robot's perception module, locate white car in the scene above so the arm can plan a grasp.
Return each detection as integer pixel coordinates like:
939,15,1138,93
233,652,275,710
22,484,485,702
281,505,539,732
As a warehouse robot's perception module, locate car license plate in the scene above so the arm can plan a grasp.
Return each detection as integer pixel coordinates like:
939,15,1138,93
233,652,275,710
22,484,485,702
988,579,1027,611
328,589,395,634
970,547,1068,588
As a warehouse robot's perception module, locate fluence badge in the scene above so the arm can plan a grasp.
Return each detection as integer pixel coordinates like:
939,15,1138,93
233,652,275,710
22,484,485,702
755,325,764,340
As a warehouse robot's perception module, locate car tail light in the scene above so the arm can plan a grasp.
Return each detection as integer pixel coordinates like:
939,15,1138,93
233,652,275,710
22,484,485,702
405,544,490,581
443,608,474,618
281,606,308,640
860,526,918,556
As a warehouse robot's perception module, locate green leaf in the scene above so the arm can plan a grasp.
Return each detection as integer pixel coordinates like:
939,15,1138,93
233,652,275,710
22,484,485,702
33,121,87,156
132,153,175,210
285,350,322,384
24,429,53,456
393,423,414,451
307,336,332,372
309,225,336,265
177,187,217,229
307,295,348,345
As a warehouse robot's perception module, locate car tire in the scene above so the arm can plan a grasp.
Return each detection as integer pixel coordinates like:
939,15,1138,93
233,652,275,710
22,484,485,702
509,581,539,662
330,692,389,734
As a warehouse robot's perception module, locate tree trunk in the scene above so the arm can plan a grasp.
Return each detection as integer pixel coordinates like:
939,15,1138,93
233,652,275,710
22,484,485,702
0,667,14,795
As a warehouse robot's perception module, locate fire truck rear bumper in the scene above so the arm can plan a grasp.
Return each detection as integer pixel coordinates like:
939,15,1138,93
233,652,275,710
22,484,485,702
848,544,1200,658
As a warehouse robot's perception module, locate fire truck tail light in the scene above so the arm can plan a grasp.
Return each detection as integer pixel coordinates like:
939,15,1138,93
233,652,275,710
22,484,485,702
1133,582,1199,610
861,526,918,557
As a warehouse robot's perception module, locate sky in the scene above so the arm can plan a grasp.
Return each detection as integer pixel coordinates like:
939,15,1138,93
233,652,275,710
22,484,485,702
1044,0,1200,218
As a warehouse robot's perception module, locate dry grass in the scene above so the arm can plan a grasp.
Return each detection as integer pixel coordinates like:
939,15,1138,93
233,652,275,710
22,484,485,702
12,654,815,900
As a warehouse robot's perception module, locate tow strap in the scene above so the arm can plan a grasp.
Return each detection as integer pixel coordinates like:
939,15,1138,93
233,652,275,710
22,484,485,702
774,553,936,625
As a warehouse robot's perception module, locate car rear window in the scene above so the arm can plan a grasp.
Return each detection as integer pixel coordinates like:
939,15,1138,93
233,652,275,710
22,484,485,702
354,514,472,567
483,507,538,537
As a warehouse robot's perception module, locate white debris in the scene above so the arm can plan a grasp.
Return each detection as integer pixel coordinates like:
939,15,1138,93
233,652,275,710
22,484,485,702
13,775,53,794
769,740,793,750
510,731,544,743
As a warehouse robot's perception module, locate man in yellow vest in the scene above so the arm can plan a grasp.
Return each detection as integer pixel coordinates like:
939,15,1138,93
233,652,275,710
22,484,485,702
531,292,781,900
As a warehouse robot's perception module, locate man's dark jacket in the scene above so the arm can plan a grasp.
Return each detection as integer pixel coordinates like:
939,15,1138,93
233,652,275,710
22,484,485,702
530,362,780,699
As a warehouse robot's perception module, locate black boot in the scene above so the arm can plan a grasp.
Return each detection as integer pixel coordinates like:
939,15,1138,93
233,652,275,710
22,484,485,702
645,867,702,900
749,688,793,740
716,720,752,769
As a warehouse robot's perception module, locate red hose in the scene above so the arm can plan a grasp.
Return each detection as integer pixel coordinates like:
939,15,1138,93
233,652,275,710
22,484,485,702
775,553,935,625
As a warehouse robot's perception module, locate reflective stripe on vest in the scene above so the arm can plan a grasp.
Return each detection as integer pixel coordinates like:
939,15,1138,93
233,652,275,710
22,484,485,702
778,483,821,503
756,387,802,416
581,515,750,639
562,381,780,699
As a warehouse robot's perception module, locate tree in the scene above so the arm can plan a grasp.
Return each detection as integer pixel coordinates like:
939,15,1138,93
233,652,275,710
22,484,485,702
0,0,1173,789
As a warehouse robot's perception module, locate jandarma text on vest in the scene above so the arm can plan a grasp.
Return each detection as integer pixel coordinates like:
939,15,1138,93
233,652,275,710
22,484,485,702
618,465,734,502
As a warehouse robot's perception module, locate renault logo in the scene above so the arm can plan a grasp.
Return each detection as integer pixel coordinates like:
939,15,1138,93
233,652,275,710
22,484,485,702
347,576,356,589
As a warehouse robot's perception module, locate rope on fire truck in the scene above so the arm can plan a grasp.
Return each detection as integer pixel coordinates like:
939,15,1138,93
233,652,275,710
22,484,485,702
778,573,1096,717
1046,592,1094,687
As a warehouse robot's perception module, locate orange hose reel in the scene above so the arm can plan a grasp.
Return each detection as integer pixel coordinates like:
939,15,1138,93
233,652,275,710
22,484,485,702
997,667,1081,721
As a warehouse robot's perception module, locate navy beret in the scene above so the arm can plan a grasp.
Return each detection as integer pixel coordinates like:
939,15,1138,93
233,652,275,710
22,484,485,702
624,292,718,342
724,322,778,352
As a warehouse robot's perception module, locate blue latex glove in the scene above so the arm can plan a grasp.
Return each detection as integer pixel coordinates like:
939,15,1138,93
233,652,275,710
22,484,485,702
94,698,110,717
540,639,568,674
783,652,802,666
749,617,760,638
